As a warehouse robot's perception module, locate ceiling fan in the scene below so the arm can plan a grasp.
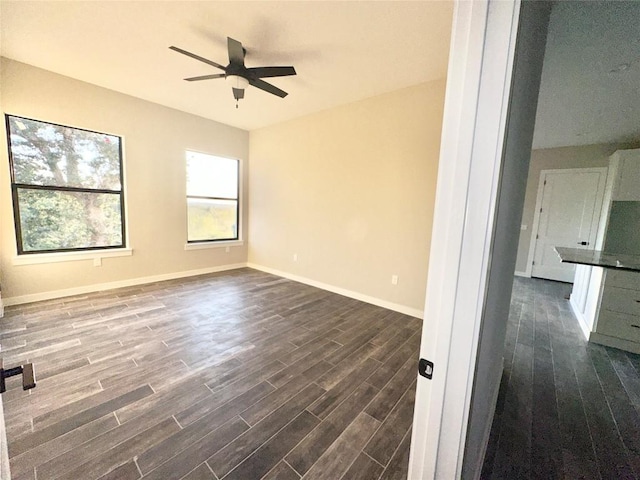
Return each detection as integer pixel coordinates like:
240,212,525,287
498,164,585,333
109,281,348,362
170,37,296,106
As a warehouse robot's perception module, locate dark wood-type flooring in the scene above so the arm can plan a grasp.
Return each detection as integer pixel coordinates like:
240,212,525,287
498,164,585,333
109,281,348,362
482,277,640,479
0,268,421,480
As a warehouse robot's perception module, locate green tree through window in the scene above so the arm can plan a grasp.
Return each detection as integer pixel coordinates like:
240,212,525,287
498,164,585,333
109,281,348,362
6,115,125,254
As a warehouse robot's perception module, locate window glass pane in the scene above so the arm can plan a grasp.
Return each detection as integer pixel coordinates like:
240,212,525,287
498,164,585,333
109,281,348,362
187,198,238,241
8,116,121,190
186,151,238,199
17,189,123,252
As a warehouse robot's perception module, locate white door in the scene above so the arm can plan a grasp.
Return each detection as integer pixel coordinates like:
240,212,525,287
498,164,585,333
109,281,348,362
408,0,533,478
531,168,607,282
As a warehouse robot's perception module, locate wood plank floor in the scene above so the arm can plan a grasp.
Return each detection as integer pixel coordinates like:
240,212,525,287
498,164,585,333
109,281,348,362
0,268,421,480
482,277,640,480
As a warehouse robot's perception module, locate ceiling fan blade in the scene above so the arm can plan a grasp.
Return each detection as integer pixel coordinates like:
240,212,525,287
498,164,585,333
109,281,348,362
169,46,226,71
227,37,245,66
184,74,226,81
233,88,245,100
249,78,288,98
247,66,296,78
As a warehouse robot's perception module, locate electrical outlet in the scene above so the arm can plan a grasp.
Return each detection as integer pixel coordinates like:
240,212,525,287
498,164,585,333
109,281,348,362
93,257,102,267
225,246,230,253
391,275,398,285
293,253,298,262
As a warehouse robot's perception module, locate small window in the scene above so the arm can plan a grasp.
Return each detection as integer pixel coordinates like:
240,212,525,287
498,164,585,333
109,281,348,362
6,115,126,254
186,151,240,242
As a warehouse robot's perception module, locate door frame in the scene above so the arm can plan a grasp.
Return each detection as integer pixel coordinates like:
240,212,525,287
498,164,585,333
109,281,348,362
408,0,523,477
525,167,608,278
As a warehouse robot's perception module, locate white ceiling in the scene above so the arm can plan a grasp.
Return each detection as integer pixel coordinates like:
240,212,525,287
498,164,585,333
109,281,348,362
533,1,640,149
3,1,638,148
0,1,454,132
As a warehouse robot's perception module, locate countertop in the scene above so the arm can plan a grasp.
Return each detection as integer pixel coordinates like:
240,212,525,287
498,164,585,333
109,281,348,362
554,247,640,272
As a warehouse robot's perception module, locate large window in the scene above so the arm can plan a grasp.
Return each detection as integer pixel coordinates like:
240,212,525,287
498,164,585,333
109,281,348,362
6,115,125,254
186,151,239,242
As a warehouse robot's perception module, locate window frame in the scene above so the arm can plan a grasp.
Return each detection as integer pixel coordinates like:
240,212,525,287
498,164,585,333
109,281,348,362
5,114,127,255
185,151,241,244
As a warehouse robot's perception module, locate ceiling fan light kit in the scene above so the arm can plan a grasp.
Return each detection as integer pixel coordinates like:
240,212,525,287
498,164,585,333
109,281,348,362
226,75,250,90
170,37,296,107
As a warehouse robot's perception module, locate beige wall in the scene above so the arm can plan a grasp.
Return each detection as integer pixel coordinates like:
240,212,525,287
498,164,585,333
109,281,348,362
516,142,640,273
248,80,446,313
1,59,445,312
0,59,249,301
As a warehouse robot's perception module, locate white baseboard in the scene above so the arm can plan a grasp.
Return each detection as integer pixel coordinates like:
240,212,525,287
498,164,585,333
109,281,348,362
569,295,591,340
247,262,424,319
2,263,247,307
3,261,425,320
513,270,529,278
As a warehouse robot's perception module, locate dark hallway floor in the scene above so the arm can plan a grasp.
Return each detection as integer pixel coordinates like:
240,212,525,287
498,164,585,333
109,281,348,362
482,277,640,480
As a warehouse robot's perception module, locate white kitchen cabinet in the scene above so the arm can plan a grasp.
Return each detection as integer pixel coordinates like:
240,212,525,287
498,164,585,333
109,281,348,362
596,309,640,343
606,268,640,290
591,270,640,352
570,264,605,338
610,148,640,201
600,284,640,317
568,148,640,353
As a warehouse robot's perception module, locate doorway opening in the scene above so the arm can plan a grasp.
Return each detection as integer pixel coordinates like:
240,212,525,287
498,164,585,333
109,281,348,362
482,1,640,477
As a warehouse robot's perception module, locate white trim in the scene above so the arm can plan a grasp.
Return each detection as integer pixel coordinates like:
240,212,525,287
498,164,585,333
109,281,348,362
12,248,133,266
2,263,246,306
569,294,592,340
514,270,529,278
247,263,424,319
525,169,546,277
408,1,521,478
185,150,244,245
526,167,608,278
184,241,244,251
5,115,131,268
3,261,424,319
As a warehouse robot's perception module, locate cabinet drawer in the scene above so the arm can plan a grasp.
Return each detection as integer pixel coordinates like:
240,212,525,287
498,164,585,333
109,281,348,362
605,270,640,291
601,286,640,316
597,309,640,343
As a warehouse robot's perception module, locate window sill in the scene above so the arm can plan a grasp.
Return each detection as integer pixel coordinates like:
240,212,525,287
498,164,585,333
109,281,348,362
13,248,133,266
184,240,244,251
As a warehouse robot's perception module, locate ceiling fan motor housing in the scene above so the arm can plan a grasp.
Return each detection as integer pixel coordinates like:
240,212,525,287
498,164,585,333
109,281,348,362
170,37,296,101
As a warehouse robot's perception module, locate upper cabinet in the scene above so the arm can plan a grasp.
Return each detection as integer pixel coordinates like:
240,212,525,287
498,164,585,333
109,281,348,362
594,148,640,251
610,149,640,201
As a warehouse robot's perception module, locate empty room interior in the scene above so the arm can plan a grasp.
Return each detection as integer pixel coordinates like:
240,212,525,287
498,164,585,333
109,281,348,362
1,1,640,480
0,2,451,479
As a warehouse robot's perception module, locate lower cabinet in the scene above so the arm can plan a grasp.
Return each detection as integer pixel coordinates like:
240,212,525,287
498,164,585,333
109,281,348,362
590,269,640,353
